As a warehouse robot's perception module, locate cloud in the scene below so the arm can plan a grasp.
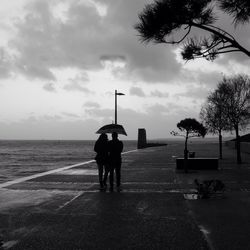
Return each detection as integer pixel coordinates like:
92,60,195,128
6,0,183,83
150,90,169,98
61,112,80,118
129,86,146,97
43,114,62,120
63,82,93,93
100,55,126,64
0,0,247,88
0,116,99,140
0,99,202,140
0,47,13,78
68,72,89,84
43,82,56,92
174,84,212,100
83,101,100,108
81,103,200,139
85,107,113,119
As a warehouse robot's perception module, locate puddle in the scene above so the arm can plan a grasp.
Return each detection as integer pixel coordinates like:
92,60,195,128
184,193,225,200
183,193,199,200
162,216,177,221
136,201,148,214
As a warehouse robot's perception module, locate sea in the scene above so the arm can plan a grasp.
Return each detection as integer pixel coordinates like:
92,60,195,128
0,140,138,184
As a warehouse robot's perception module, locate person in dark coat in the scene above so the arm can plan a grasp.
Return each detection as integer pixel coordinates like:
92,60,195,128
108,132,123,192
94,133,109,190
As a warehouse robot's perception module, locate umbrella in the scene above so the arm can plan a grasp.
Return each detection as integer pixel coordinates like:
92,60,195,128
96,124,127,136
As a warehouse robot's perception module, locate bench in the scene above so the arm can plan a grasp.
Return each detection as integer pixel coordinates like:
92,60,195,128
176,158,219,170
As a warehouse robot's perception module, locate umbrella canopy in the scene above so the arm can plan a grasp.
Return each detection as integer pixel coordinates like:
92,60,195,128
96,124,127,136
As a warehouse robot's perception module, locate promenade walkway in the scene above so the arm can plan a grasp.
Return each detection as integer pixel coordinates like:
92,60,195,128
1,141,250,249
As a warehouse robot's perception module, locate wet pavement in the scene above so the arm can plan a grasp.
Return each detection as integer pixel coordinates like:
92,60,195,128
1,142,250,249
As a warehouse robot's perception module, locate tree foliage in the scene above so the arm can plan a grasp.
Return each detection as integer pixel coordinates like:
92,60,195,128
200,88,231,133
218,74,250,129
171,118,207,149
200,89,230,158
173,118,207,138
210,74,250,163
135,0,250,60
219,0,250,24
171,118,206,172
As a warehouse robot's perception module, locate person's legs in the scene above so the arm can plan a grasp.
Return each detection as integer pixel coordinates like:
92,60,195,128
103,164,109,187
115,163,121,188
109,165,114,191
97,164,104,188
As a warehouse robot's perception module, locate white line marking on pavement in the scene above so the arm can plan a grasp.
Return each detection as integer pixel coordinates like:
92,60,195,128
198,225,215,250
0,150,137,189
122,149,138,154
82,190,184,193
56,191,85,211
187,205,215,250
0,160,95,189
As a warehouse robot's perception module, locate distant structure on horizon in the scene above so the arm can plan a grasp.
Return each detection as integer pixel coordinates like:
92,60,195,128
137,128,167,149
137,128,147,149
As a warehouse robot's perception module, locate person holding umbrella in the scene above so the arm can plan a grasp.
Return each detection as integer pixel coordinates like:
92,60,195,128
94,133,109,190
96,123,127,192
108,132,124,192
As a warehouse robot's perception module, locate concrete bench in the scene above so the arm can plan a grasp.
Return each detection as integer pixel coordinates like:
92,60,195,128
176,158,219,170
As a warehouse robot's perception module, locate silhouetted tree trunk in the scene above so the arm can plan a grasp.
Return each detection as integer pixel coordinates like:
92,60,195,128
235,125,242,164
184,133,188,173
219,130,223,159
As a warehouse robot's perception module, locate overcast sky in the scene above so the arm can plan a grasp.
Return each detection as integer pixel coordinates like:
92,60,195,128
0,0,249,140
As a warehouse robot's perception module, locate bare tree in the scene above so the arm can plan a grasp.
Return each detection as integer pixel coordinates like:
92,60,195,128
171,118,207,172
135,0,250,60
200,89,230,159
217,74,250,164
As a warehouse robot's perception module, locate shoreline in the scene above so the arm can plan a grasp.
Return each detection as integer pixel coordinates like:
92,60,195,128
0,149,139,189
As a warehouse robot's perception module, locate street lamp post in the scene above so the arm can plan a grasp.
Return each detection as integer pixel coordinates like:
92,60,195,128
115,89,125,124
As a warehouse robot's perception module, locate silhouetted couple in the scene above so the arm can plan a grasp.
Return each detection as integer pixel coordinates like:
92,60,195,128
94,132,123,192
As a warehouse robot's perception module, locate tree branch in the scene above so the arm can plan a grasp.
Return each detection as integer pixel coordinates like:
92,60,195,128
191,22,250,57
160,25,192,44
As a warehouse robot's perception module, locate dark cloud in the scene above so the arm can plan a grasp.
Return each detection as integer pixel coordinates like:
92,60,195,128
2,0,248,91
129,86,146,97
16,63,56,80
0,47,12,78
43,82,56,92
7,0,182,83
